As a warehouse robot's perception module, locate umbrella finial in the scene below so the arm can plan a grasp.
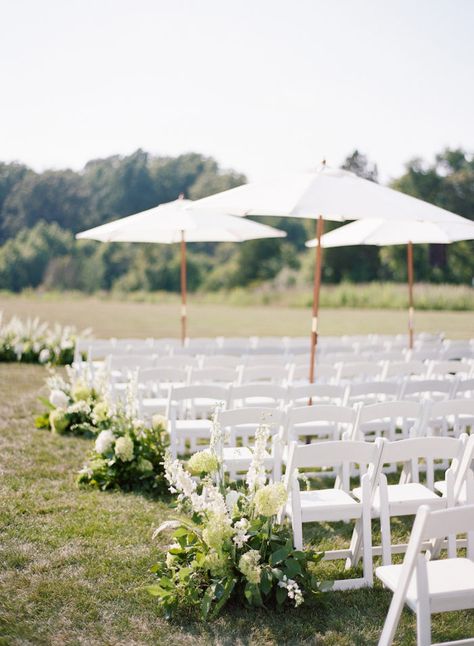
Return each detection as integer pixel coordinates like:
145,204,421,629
321,159,326,166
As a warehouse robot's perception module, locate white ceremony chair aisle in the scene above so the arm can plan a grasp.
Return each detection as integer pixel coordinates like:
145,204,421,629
377,504,474,646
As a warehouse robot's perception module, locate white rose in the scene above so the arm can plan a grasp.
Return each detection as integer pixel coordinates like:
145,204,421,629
94,429,116,454
49,389,69,409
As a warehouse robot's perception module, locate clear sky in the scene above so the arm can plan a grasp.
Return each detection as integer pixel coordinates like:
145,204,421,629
1,0,473,182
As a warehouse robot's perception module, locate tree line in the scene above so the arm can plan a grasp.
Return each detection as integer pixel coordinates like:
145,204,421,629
0,148,472,293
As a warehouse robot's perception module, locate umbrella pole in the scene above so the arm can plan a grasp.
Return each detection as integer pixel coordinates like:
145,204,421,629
407,241,414,350
309,216,324,383
180,230,187,345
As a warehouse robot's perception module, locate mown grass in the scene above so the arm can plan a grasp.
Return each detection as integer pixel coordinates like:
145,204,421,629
0,293,473,339
1,364,473,644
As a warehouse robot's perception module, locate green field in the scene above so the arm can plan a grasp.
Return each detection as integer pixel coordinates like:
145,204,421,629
0,292,473,339
1,365,474,645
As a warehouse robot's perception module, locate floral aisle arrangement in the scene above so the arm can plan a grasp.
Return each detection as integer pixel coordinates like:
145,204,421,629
35,370,110,437
77,414,169,495
147,421,328,620
0,313,86,365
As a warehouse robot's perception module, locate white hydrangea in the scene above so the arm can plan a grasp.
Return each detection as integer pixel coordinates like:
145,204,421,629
238,549,261,584
253,482,287,517
278,575,304,606
94,429,115,454
114,436,134,462
49,389,69,409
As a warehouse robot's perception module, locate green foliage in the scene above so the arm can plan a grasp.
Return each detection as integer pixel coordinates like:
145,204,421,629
77,417,169,496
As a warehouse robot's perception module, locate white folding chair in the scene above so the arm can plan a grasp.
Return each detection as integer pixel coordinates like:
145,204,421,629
353,400,423,441
167,385,229,458
434,434,474,507
189,367,239,386
427,360,471,380
353,436,464,566
422,399,474,438
377,504,474,646
452,377,474,399
382,360,427,381
400,379,454,402
287,383,347,407
345,381,400,406
229,383,287,409
337,361,384,383
238,364,289,385
289,362,338,384
217,407,286,481
284,404,358,448
283,439,384,589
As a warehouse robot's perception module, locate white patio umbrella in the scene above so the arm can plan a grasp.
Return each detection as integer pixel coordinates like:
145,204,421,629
192,163,468,380
76,198,286,343
306,217,474,349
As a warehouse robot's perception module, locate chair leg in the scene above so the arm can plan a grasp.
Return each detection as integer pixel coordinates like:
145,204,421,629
379,477,392,566
361,475,373,586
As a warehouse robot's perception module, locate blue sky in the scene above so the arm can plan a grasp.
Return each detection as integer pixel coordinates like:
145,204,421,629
1,0,473,182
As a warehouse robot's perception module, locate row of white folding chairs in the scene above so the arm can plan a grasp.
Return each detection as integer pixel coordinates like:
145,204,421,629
282,434,474,583
163,393,474,461
133,374,474,415
98,354,474,387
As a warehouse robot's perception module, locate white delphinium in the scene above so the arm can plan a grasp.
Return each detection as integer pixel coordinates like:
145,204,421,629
125,370,139,419
246,423,271,492
67,400,91,415
278,575,304,606
209,405,228,460
164,452,197,500
233,518,250,548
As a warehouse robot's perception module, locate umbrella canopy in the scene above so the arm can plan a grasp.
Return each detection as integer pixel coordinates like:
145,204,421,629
76,198,286,342
306,217,474,349
192,165,466,224
306,218,474,248
191,164,468,381
76,198,287,244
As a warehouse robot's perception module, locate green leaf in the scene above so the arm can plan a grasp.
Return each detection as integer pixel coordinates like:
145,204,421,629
38,396,54,410
283,558,302,578
209,577,236,619
200,585,216,620
269,544,293,566
276,585,287,606
146,584,166,597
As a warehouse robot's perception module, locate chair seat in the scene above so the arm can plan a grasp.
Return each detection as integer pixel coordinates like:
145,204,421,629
291,421,339,440
353,483,445,515
288,488,361,522
434,480,468,503
376,558,474,613
141,397,168,411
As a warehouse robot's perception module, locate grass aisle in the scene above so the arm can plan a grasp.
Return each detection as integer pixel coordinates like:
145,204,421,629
1,365,473,645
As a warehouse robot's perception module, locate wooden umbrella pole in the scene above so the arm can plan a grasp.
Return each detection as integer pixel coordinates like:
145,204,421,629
407,240,414,350
180,230,187,345
309,216,324,383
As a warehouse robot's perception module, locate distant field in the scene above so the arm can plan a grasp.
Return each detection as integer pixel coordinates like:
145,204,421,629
0,292,473,339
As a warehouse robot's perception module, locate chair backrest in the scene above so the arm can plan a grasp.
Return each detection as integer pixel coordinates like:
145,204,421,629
400,379,453,401
287,383,346,406
428,360,471,378
289,363,338,384
382,360,426,380
378,503,474,646
354,400,423,440
420,398,474,438
285,438,383,492
108,354,156,374
190,367,239,385
345,381,400,405
452,377,474,398
286,404,357,443
337,361,384,381
379,436,463,490
229,384,288,408
244,354,289,367
168,384,230,419
201,355,245,369
217,407,286,442
239,365,289,385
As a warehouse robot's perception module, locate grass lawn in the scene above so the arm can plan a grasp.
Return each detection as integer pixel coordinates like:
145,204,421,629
0,292,473,338
1,365,474,645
